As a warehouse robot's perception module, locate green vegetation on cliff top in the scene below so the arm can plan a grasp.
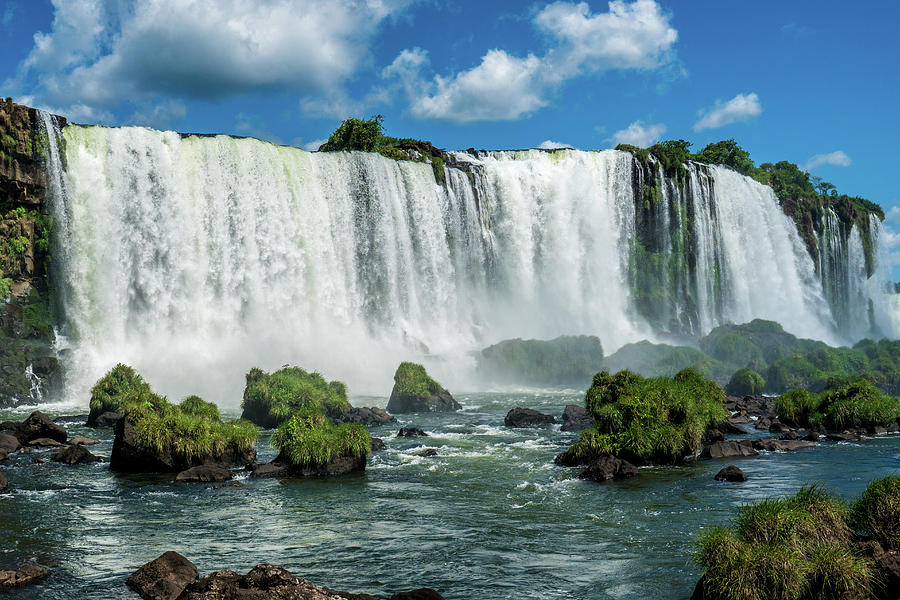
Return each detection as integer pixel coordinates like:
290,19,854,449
241,365,350,428
272,409,370,468
560,368,728,466
392,361,449,399
478,335,604,387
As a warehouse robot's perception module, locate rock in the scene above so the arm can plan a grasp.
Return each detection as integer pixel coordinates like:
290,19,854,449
397,427,427,437
754,416,772,430
15,411,66,445
49,444,101,465
53,414,88,425
703,428,725,444
388,591,445,600
729,411,751,424
416,448,438,457
717,421,747,435
0,421,18,431
751,439,815,452
825,432,861,442
768,421,790,433
90,411,122,428
504,407,556,428
714,465,747,482
578,455,638,482
0,467,6,492
251,453,365,479
0,565,49,588
872,548,900,600
69,436,99,445
702,440,758,459
386,362,461,414
249,461,291,479
176,465,233,483
336,406,397,427
779,430,799,440
371,437,386,452
0,432,20,453
127,551,199,600
28,437,64,447
560,404,593,432
0,449,6,462
802,430,819,441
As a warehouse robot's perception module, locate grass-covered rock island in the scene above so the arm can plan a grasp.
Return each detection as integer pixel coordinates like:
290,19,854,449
386,362,460,413
240,366,350,428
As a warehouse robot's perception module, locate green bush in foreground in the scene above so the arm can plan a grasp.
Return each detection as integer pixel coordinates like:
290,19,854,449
122,390,258,462
852,475,900,551
725,368,766,396
696,483,900,600
89,363,152,415
241,366,350,428
775,381,900,431
561,368,728,465
272,410,370,468
179,395,221,421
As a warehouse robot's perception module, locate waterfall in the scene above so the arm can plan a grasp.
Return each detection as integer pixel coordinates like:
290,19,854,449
44,126,891,404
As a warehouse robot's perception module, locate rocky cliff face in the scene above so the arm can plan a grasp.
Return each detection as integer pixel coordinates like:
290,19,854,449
0,99,64,407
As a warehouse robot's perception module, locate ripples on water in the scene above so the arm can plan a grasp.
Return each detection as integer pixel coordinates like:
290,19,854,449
1,391,898,599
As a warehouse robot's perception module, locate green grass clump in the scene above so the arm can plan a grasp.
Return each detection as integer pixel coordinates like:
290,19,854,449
560,368,728,465
726,367,766,396
272,409,370,468
478,335,604,386
697,485,874,600
775,380,900,431
393,362,448,398
123,392,258,462
89,363,152,415
241,366,350,428
179,395,221,421
852,475,900,550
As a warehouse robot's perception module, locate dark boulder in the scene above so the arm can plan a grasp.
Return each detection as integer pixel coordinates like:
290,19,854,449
0,421,18,431
703,428,725,444
825,431,862,442
89,411,122,428
370,437,386,452
251,453,365,479
50,444,101,465
127,551,199,600
175,466,232,483
504,407,556,428
718,421,747,435
578,455,638,482
15,411,66,445
69,436,99,445
751,439,814,452
249,461,291,479
768,421,790,433
0,433,20,454
336,407,396,427
714,465,747,482
416,448,438,457
779,430,800,440
386,363,460,414
872,547,900,600
701,441,758,459
397,427,427,437
0,449,6,462
389,590,445,600
0,467,6,493
802,430,820,441
754,416,772,430
0,565,49,588
560,404,593,432
28,437,64,447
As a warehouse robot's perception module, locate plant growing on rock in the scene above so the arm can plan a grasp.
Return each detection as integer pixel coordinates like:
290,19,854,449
775,380,900,431
725,367,765,396
179,395,221,421
241,366,350,428
272,409,370,468
558,368,728,466
852,475,900,551
88,363,152,424
387,362,459,413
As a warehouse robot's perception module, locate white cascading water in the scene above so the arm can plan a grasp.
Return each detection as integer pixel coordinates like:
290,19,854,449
44,124,890,405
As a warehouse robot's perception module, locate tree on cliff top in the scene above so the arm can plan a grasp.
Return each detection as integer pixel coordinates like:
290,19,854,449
319,115,384,152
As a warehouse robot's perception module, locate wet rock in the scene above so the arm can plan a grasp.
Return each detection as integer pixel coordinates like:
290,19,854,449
754,416,772,430
0,448,6,462
336,406,397,427
0,565,49,588
89,411,122,428
251,453,365,479
370,437,386,452
779,430,800,440
386,363,460,414
415,448,438,457
0,421,18,431
53,414,88,425
504,407,556,428
703,428,725,444
825,431,862,442
397,427,427,437
872,548,900,600
717,421,747,435
801,430,820,442
50,444,100,465
560,404,593,432
0,467,6,492
175,465,232,483
702,440,758,459
729,412,751,424
69,436,99,445
388,591,445,600
0,433,19,454
768,421,790,433
578,455,638,482
751,439,815,452
714,465,747,482
28,437,64,447
127,551,199,600
249,461,291,479
15,411,66,445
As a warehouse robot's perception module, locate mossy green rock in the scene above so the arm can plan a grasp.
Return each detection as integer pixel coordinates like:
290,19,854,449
241,366,350,429
262,410,370,477
87,363,151,427
725,367,766,396
386,362,460,414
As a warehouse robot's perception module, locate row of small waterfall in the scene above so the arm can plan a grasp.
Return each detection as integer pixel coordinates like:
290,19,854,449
38,120,896,403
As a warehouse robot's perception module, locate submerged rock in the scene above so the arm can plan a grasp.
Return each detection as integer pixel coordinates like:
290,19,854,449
0,565,49,589
28,437,64,447
69,436,100,445
714,465,747,482
175,465,232,483
50,444,101,465
336,406,397,427
578,455,638,482
386,362,460,414
701,441,758,459
504,407,556,428
371,437,386,452
397,427,427,437
560,404,593,432
127,551,198,600
15,411,66,445
416,448,438,457
751,439,814,452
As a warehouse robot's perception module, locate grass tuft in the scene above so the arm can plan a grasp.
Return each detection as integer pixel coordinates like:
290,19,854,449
852,475,900,550
272,409,370,468
241,366,350,428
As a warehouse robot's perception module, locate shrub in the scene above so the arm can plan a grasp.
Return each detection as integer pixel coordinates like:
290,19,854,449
90,363,152,415
241,366,350,428
319,115,384,152
272,410,370,468
776,381,900,431
725,367,765,396
560,368,727,465
392,362,448,398
852,475,900,550
179,395,221,421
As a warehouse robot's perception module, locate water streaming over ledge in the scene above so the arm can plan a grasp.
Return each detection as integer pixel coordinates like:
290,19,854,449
41,124,892,404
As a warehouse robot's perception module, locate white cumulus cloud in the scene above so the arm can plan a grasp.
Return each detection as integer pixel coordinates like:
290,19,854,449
693,92,762,131
537,140,575,149
802,151,852,172
609,120,666,147
385,0,678,123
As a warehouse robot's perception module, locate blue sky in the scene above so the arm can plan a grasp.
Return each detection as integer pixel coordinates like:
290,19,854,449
2,0,899,272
